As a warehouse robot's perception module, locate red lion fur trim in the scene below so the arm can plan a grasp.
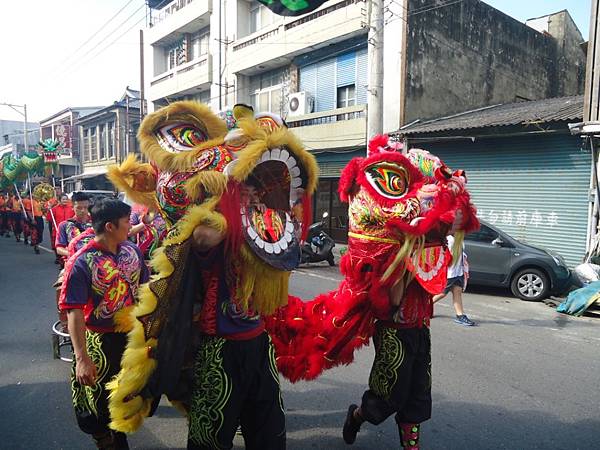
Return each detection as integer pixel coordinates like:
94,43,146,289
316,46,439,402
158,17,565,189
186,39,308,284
301,191,312,242
338,157,364,203
219,179,244,255
368,134,392,155
265,287,376,382
385,186,454,237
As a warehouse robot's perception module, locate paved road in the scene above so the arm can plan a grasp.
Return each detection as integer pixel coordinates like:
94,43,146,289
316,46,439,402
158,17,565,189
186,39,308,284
1,236,599,449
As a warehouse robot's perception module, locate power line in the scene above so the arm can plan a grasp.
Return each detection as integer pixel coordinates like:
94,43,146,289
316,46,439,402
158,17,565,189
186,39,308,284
385,0,465,25
52,0,139,73
58,14,146,80
52,3,146,79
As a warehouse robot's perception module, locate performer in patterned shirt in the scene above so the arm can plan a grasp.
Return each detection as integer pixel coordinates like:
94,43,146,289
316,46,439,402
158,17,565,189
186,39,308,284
55,192,91,266
59,198,149,450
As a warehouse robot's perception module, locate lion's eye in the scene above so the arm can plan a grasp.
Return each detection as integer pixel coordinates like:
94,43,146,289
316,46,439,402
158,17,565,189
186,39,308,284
365,163,409,199
156,122,208,153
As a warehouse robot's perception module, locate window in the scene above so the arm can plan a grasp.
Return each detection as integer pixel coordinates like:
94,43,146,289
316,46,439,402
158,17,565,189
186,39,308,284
249,69,285,115
249,4,273,33
99,125,106,159
107,122,115,158
167,39,186,70
82,130,89,162
466,225,498,243
89,127,97,161
191,29,209,60
250,3,260,33
337,85,356,108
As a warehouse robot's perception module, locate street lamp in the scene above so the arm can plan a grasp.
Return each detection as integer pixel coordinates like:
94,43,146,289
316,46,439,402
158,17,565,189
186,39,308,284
0,102,28,153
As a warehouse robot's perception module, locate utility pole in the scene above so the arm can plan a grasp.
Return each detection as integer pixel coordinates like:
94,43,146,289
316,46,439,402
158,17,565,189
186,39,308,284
140,29,145,121
125,95,130,155
584,0,600,123
367,0,384,139
23,104,28,152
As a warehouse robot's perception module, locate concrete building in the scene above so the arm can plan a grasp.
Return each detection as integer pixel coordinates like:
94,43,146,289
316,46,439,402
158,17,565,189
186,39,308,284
143,0,586,240
69,88,142,191
39,107,102,191
0,119,40,154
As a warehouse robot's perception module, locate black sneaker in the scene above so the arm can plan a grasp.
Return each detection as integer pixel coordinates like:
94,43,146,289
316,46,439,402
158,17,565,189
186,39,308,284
343,404,362,445
454,314,475,326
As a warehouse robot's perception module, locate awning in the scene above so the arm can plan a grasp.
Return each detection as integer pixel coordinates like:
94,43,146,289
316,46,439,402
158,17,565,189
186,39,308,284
61,169,107,182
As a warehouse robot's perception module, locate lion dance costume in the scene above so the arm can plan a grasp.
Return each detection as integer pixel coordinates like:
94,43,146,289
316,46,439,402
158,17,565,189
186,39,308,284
105,100,477,449
106,102,318,449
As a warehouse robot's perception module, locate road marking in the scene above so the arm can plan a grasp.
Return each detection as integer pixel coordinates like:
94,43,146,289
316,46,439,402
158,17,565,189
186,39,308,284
38,245,53,254
292,269,341,282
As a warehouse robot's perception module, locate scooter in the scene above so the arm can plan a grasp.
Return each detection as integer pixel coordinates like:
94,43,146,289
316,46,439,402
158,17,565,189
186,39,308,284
301,212,336,266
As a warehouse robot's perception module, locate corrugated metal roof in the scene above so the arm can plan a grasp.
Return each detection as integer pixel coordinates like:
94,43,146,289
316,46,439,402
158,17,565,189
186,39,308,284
397,95,584,135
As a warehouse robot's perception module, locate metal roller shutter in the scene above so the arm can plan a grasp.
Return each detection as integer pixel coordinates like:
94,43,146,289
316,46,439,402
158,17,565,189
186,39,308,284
424,134,591,267
356,49,368,105
336,52,356,87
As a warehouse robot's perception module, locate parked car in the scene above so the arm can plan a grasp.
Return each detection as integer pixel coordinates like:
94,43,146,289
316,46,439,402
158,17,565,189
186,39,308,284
465,220,571,301
67,190,117,202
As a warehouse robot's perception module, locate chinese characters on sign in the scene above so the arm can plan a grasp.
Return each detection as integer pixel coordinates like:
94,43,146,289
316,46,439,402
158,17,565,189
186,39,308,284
477,209,559,228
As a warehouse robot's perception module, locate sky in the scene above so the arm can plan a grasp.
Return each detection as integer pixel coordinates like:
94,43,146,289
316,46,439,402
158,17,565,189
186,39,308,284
0,0,593,123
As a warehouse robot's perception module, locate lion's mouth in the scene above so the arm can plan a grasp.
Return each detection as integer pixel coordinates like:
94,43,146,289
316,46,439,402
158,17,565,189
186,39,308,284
241,147,307,270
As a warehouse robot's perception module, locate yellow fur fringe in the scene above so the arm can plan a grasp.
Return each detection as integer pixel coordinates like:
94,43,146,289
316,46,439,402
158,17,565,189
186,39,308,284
231,118,319,196
106,154,157,208
184,171,228,201
236,245,290,315
108,201,227,433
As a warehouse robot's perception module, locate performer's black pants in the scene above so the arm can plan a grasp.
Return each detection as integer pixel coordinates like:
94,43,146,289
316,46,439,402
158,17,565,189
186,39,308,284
9,212,22,236
71,331,127,439
24,217,44,245
0,211,7,233
187,332,286,450
360,324,432,426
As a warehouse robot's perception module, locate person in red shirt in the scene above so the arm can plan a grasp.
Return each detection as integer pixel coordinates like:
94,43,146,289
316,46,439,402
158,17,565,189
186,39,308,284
48,193,74,263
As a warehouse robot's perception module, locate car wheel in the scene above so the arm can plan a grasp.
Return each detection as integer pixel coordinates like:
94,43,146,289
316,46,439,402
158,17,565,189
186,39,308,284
510,268,549,301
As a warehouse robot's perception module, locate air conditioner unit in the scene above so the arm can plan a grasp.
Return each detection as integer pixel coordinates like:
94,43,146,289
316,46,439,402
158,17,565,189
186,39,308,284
288,92,314,117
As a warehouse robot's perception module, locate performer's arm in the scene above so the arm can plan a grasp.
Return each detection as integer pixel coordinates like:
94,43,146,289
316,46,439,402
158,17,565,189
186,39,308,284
67,309,97,386
129,222,145,237
62,260,96,386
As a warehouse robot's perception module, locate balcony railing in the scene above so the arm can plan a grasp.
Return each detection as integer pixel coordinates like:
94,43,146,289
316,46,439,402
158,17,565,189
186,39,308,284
287,105,366,128
150,0,195,27
151,55,210,86
233,0,361,53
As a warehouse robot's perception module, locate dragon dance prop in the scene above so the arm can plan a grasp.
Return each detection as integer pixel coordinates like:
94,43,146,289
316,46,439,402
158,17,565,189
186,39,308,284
39,139,60,164
0,151,46,187
104,100,478,433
